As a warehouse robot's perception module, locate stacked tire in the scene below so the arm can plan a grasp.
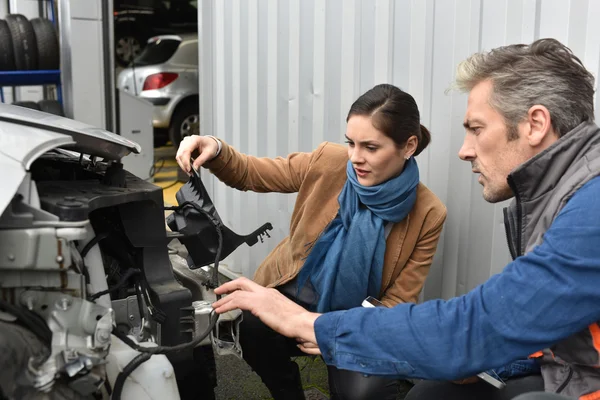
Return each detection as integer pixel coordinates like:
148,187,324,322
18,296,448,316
0,14,59,71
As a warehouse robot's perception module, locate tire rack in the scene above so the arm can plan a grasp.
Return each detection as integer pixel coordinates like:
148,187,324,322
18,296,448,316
0,0,62,106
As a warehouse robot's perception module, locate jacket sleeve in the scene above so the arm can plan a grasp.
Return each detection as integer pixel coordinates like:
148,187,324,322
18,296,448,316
315,177,600,379
381,209,447,306
203,140,328,193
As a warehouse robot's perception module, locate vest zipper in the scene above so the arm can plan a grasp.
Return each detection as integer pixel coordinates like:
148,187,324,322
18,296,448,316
503,208,517,260
507,176,523,257
555,365,573,394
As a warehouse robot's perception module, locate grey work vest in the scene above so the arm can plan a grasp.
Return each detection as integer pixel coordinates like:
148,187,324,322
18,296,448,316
504,121,600,398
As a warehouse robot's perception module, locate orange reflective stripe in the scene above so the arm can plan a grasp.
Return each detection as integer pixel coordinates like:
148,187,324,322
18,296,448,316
529,351,543,358
589,323,600,361
580,390,600,400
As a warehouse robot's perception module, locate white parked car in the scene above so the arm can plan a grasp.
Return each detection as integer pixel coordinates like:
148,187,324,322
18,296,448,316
117,33,199,148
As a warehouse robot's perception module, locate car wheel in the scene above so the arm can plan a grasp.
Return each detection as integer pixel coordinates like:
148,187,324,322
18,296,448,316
115,34,143,67
169,101,200,148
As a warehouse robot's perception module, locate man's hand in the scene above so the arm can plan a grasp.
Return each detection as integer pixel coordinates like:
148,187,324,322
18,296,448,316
213,277,321,344
175,134,220,174
296,339,321,355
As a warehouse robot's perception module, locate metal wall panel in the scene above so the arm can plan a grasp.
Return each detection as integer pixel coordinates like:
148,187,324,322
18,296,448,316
198,0,600,300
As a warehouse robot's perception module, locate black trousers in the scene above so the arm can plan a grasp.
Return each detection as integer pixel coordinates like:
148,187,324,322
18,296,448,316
239,310,399,400
404,375,545,400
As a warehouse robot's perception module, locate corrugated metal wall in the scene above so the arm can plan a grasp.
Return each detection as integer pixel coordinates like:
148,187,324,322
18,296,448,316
198,0,600,300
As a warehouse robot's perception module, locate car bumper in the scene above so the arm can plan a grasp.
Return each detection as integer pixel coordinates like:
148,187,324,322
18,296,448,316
139,91,186,129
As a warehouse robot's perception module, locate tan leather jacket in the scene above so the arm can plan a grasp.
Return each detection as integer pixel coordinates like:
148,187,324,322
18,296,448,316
205,140,446,305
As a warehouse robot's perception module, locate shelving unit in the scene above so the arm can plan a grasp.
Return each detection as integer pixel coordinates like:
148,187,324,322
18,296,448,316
0,0,62,105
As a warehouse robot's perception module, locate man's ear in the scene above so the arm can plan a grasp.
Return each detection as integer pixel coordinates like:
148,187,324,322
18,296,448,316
526,105,555,147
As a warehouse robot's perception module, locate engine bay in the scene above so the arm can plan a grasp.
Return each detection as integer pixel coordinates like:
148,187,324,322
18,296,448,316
0,150,272,399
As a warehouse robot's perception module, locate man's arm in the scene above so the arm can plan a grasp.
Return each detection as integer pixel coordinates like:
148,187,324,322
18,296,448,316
213,278,320,343
214,177,600,380
315,177,600,379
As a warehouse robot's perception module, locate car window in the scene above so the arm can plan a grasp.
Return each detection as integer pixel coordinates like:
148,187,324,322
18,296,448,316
169,40,198,66
134,38,181,66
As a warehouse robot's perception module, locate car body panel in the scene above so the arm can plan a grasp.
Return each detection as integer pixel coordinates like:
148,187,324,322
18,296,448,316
0,103,141,215
0,104,140,159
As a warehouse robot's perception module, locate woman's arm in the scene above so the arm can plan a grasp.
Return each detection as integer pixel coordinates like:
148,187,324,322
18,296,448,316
204,140,330,193
177,135,329,193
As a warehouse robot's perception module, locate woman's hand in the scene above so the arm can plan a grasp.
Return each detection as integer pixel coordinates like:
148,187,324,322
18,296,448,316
213,277,321,344
175,134,220,174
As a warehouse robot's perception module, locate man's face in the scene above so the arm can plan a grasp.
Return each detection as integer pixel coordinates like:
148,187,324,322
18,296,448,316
459,80,531,203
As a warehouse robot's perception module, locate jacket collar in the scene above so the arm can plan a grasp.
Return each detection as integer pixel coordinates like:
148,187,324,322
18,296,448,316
508,121,600,202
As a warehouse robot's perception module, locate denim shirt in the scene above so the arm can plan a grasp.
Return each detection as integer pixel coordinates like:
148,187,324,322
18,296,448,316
488,359,540,381
314,177,600,380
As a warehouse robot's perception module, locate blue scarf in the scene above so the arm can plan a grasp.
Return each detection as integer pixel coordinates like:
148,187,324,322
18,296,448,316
296,158,420,312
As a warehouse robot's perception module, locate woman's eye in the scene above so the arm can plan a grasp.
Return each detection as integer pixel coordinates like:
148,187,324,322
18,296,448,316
367,147,377,152
345,140,355,147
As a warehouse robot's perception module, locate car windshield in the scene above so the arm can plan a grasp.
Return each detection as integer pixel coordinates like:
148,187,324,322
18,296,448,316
134,38,181,66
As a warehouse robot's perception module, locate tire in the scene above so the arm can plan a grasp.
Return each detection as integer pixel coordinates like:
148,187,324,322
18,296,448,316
0,20,16,70
30,18,59,70
38,100,64,116
5,14,37,70
169,100,200,148
12,101,40,111
114,27,145,67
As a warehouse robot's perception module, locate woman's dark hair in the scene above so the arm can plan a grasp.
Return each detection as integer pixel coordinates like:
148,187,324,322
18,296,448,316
347,84,431,156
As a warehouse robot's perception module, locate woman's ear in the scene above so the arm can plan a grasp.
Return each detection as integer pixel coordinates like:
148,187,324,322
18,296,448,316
403,135,418,158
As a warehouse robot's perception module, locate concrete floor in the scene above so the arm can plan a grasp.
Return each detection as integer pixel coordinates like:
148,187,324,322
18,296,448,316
154,143,413,399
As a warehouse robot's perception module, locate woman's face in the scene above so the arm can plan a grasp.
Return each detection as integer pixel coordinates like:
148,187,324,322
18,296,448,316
345,115,416,186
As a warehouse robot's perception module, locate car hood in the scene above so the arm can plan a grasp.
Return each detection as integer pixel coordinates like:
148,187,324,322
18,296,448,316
0,103,141,214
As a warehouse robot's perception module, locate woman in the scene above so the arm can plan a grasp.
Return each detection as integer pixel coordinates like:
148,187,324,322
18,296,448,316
176,84,447,400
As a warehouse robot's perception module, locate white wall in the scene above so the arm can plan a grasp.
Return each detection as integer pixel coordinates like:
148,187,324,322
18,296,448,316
61,0,106,128
198,0,600,300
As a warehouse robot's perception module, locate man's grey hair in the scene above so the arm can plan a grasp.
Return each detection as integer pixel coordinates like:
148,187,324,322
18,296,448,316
453,38,595,139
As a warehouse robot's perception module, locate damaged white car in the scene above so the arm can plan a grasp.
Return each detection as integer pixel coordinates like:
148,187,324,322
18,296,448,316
0,104,272,399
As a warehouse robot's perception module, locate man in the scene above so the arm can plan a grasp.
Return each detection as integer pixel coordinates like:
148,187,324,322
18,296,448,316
212,38,600,399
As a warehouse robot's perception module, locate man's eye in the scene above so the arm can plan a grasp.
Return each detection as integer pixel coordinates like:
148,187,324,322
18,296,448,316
468,127,482,135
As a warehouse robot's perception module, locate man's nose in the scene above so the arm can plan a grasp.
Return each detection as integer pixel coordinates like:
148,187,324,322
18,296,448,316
458,134,476,161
